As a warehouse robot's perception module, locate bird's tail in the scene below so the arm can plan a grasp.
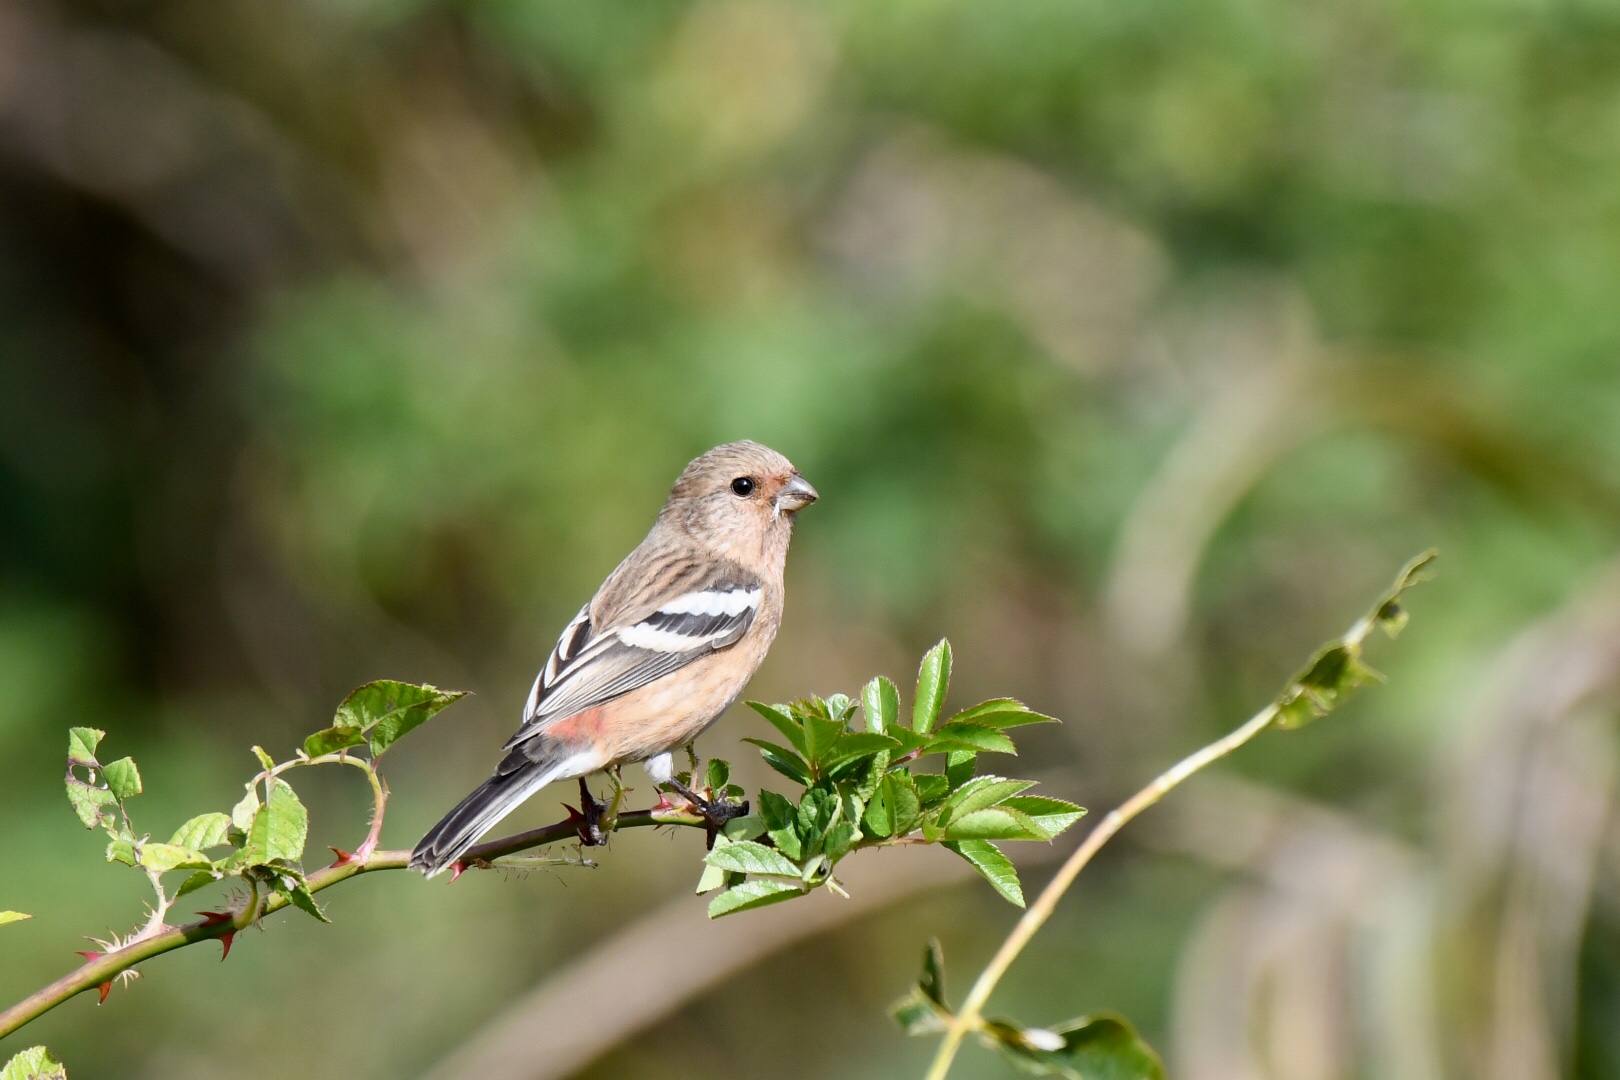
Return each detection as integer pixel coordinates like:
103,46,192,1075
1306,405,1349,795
410,742,594,877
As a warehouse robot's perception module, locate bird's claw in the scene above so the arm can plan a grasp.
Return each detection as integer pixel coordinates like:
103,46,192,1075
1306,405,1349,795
569,777,610,846
662,778,749,849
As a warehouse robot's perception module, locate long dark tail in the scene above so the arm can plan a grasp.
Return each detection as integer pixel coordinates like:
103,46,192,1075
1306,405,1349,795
411,744,585,877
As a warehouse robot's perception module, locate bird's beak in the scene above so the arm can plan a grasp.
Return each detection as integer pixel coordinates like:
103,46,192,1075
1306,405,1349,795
775,474,819,514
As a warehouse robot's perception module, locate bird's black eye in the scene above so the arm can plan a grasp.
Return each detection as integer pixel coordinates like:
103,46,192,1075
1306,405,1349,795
730,476,755,497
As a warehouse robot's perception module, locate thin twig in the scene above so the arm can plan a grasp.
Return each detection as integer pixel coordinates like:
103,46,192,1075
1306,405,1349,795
0,806,703,1040
921,705,1279,1080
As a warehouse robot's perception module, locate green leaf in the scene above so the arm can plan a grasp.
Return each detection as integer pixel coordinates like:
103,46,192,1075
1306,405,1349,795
64,781,116,830
707,878,805,918
942,806,1049,841
948,699,1059,728
945,840,1024,906
980,1011,1166,1080
820,732,902,769
824,821,859,860
932,722,1017,755
885,727,932,757
302,725,368,758
913,639,952,734
862,676,899,733
281,881,331,923
890,938,951,1034
722,814,765,842
66,728,103,766
742,739,813,785
796,787,839,857
946,749,977,790
744,702,808,757
704,839,803,878
99,757,142,800
1002,796,1087,837
169,813,233,851
1273,550,1436,730
230,788,259,834
138,843,212,874
1,1046,67,1080
104,838,136,866
0,911,31,928
802,712,845,765
352,682,468,757
251,745,276,771
758,790,803,860
919,937,948,1007
914,773,950,806
941,777,1035,820
176,870,220,898
866,771,922,837
240,780,308,865
705,758,731,793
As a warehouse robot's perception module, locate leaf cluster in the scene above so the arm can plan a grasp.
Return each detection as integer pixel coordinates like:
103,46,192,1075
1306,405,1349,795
58,682,465,933
700,640,1084,917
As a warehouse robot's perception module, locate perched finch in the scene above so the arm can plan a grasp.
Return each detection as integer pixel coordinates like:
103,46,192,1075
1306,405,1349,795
411,441,818,876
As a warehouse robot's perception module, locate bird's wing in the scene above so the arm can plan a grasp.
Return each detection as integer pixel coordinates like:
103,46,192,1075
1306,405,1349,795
505,557,762,748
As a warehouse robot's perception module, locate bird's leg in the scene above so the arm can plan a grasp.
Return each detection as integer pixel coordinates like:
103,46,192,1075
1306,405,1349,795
602,765,626,832
662,744,748,849
571,776,609,847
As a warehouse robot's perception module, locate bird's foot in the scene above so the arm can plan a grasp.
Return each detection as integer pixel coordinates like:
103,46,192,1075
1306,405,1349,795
661,777,749,849
566,777,610,846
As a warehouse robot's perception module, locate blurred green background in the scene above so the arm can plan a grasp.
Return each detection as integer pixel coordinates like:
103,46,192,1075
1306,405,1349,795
3,0,1620,1077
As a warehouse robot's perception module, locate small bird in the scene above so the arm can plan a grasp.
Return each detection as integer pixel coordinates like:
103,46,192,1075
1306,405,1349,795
411,441,818,876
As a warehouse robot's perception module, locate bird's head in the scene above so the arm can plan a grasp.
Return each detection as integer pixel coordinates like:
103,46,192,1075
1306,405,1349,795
663,441,818,559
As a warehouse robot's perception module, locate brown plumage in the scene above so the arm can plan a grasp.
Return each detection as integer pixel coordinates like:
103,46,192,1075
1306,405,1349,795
411,441,817,876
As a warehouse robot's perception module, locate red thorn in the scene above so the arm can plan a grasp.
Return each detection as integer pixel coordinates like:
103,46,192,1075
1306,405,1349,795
198,910,233,927
652,793,676,812
97,981,112,1004
218,931,235,962
562,803,585,823
447,861,467,883
76,950,102,962
329,846,355,865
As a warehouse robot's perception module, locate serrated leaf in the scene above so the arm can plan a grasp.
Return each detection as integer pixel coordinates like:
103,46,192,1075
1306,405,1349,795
758,790,803,860
820,732,902,769
824,821,860,860
66,728,103,766
138,843,212,874
176,870,220,898
945,840,1024,906
722,814,765,842
980,1011,1166,1080
797,787,839,857
281,881,331,923
704,839,803,877
942,806,1049,841
862,676,899,733
99,757,142,800
803,712,845,765
885,727,932,757
240,780,308,865
932,722,1017,755
892,989,949,1036
230,788,259,834
64,782,116,830
695,836,733,894
706,758,731,793
104,838,136,866
333,681,468,757
913,640,952,734
865,771,922,837
302,726,368,758
914,773,950,806
1002,796,1086,837
707,878,805,918
169,813,233,851
0,911,31,928
744,702,808,757
946,749,977,789
941,777,1035,820
743,739,813,785
1,1046,67,1080
948,699,1059,729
